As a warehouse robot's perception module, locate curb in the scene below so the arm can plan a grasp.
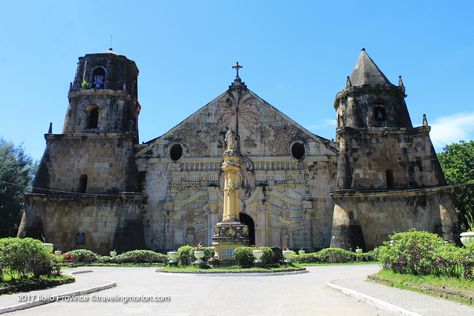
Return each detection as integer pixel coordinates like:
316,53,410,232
0,281,116,314
327,281,422,316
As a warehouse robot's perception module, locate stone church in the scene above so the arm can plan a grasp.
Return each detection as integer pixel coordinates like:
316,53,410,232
18,49,458,254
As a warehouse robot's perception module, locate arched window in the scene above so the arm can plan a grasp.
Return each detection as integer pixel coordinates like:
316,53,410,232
374,106,386,121
87,107,99,129
291,142,305,160
79,174,88,193
92,67,105,89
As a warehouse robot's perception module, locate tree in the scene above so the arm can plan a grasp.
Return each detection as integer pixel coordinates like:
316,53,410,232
438,140,474,231
0,138,35,237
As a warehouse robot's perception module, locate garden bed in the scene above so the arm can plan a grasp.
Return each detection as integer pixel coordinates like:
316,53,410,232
157,265,306,274
0,274,75,295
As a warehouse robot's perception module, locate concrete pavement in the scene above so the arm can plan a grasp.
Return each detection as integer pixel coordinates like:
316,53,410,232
0,264,472,316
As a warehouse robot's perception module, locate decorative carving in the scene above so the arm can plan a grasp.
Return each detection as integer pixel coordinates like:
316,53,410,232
243,135,257,148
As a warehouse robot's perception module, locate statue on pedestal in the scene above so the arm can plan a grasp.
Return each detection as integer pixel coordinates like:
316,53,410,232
211,127,249,261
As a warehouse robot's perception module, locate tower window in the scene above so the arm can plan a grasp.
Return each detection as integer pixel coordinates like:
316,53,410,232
386,169,394,188
79,174,88,193
374,106,386,121
92,67,105,89
291,142,305,160
87,107,99,129
170,144,183,161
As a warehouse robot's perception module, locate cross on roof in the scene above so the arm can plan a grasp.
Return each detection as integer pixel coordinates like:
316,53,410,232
232,62,243,78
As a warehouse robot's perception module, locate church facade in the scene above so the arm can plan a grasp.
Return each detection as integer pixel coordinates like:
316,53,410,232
18,49,458,253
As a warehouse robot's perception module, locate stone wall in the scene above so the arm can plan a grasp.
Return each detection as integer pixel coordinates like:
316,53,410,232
34,134,137,194
336,126,445,190
331,187,458,250
22,193,144,254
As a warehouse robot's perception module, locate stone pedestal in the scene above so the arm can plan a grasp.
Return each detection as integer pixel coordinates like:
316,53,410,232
212,222,249,261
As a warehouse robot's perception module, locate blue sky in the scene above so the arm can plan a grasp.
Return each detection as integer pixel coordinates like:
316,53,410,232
0,1,473,160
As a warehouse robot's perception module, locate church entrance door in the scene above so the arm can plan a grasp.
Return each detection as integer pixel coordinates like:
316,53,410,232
239,213,255,246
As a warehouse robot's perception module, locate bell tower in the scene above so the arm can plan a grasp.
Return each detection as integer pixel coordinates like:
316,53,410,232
21,50,145,253
63,49,140,141
330,49,458,250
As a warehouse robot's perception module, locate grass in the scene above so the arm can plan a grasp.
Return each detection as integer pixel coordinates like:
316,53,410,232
0,271,75,294
159,264,306,273
369,269,474,306
298,261,380,266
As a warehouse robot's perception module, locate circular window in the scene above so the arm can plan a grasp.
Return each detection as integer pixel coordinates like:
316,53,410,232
291,142,305,160
170,144,183,161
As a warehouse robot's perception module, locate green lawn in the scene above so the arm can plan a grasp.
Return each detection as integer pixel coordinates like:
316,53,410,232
159,264,306,273
369,269,474,306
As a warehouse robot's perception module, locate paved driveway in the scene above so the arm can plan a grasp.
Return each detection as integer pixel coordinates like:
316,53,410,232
6,265,392,316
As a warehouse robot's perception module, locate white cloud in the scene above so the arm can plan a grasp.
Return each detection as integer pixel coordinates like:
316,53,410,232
308,119,337,130
430,112,474,150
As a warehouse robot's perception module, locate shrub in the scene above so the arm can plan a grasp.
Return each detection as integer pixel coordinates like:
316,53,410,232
234,247,254,268
376,230,446,275
65,249,99,263
259,247,275,266
318,248,356,263
97,255,115,264
201,247,215,262
81,80,89,89
177,245,195,266
270,247,284,265
355,250,376,262
114,250,167,264
461,243,474,279
62,253,77,263
0,237,60,278
295,252,321,263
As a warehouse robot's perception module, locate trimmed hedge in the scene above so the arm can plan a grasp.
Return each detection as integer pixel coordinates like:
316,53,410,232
64,249,99,263
318,248,356,263
294,248,375,264
113,250,167,264
0,238,61,278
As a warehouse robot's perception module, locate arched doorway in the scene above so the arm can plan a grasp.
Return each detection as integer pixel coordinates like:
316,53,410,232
239,213,255,246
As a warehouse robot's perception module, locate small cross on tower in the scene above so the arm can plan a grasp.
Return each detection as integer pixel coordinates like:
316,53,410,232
232,62,243,78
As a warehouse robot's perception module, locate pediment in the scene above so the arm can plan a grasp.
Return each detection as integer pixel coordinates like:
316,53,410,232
137,87,337,159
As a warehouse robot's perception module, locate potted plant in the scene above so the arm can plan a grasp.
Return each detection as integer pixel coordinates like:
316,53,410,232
193,243,205,264
282,248,294,263
460,212,474,246
110,250,117,257
252,247,264,263
167,251,179,264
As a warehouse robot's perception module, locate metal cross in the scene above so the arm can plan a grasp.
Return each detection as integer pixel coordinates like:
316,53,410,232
232,62,243,78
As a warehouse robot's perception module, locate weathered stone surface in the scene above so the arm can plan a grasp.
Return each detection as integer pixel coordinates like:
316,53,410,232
19,49,458,253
